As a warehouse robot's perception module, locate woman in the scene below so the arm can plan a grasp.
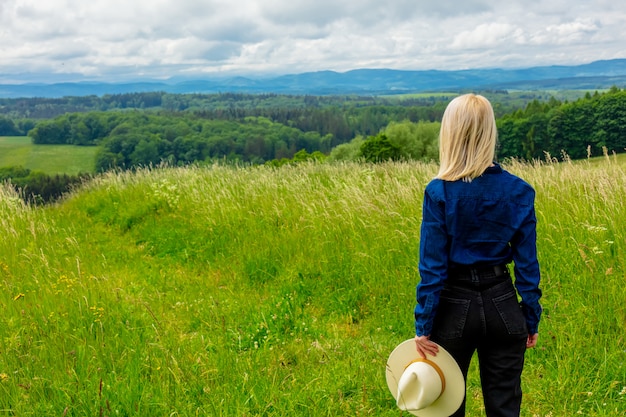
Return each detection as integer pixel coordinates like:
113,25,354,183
413,94,542,417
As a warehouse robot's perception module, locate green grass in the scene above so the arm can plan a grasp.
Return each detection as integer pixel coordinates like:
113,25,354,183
0,136,98,174
0,157,625,415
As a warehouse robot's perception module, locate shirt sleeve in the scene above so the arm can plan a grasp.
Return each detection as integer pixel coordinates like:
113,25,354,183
415,183,449,336
511,191,542,334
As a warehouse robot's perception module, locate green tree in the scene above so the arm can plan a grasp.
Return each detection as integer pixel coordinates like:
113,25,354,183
130,138,162,166
29,118,71,144
592,90,626,154
328,136,365,162
292,149,326,163
0,165,87,204
359,133,403,162
0,117,21,136
384,120,439,162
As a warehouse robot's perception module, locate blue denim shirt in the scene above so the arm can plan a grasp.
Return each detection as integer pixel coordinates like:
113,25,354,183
415,164,542,336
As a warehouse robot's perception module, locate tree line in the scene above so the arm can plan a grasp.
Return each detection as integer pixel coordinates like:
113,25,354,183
0,92,449,119
497,87,626,160
22,87,626,170
2,88,625,204
20,95,452,171
0,92,164,119
333,88,626,164
0,166,90,205
26,112,336,170
1,89,542,139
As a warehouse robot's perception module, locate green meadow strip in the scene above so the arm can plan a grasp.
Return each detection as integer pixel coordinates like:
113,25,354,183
0,136,98,175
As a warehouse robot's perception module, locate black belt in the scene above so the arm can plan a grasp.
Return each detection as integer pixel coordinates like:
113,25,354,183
447,264,509,289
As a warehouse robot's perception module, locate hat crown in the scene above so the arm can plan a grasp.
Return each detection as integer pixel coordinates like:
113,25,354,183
386,339,464,417
396,361,444,411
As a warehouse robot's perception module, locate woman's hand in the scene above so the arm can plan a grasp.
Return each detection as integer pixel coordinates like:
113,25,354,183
526,333,538,348
414,335,439,358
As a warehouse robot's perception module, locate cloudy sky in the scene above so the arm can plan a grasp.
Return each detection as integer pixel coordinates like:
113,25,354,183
1,0,625,82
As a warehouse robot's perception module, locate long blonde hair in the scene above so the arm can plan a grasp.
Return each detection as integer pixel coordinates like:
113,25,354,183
436,94,497,182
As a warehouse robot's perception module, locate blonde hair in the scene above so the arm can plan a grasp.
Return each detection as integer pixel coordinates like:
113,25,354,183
436,94,497,182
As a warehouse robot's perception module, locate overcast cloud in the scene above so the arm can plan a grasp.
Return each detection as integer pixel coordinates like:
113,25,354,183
1,0,625,82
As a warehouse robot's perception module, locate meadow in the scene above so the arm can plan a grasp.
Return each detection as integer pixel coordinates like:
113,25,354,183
0,136,97,175
0,155,624,416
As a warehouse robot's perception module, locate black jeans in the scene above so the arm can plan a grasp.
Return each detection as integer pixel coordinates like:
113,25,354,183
431,276,528,417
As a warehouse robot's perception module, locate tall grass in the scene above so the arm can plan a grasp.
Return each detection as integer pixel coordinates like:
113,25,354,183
0,157,624,416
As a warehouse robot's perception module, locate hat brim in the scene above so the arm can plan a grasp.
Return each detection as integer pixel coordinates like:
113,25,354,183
386,339,465,417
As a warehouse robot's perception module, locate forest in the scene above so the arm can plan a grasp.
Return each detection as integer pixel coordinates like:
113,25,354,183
498,87,626,160
1,92,454,171
0,87,625,201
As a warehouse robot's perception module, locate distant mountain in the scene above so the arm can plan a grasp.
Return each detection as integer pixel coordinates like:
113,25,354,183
1,59,626,98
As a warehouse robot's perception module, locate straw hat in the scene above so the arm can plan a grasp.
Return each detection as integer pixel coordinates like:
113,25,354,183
386,339,465,417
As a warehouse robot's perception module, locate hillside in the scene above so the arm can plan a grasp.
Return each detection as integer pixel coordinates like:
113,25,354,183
0,159,624,415
1,59,626,98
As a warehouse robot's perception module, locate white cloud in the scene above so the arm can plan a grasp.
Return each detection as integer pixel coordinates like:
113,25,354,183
521,18,599,47
0,0,625,81
451,23,524,50
544,19,599,44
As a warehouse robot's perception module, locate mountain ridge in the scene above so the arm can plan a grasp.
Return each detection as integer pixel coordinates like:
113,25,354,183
1,59,626,98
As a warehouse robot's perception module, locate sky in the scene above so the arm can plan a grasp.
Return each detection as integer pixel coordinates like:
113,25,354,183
1,0,625,83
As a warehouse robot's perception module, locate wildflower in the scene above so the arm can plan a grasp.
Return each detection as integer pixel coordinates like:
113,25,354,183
89,306,105,322
584,224,607,232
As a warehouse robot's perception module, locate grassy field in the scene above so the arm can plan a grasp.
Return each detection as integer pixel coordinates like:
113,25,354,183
0,156,624,416
0,136,98,175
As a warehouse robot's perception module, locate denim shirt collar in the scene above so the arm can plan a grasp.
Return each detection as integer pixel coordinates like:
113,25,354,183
483,163,503,175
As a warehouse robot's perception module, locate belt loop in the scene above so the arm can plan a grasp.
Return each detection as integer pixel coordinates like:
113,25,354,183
470,268,479,284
